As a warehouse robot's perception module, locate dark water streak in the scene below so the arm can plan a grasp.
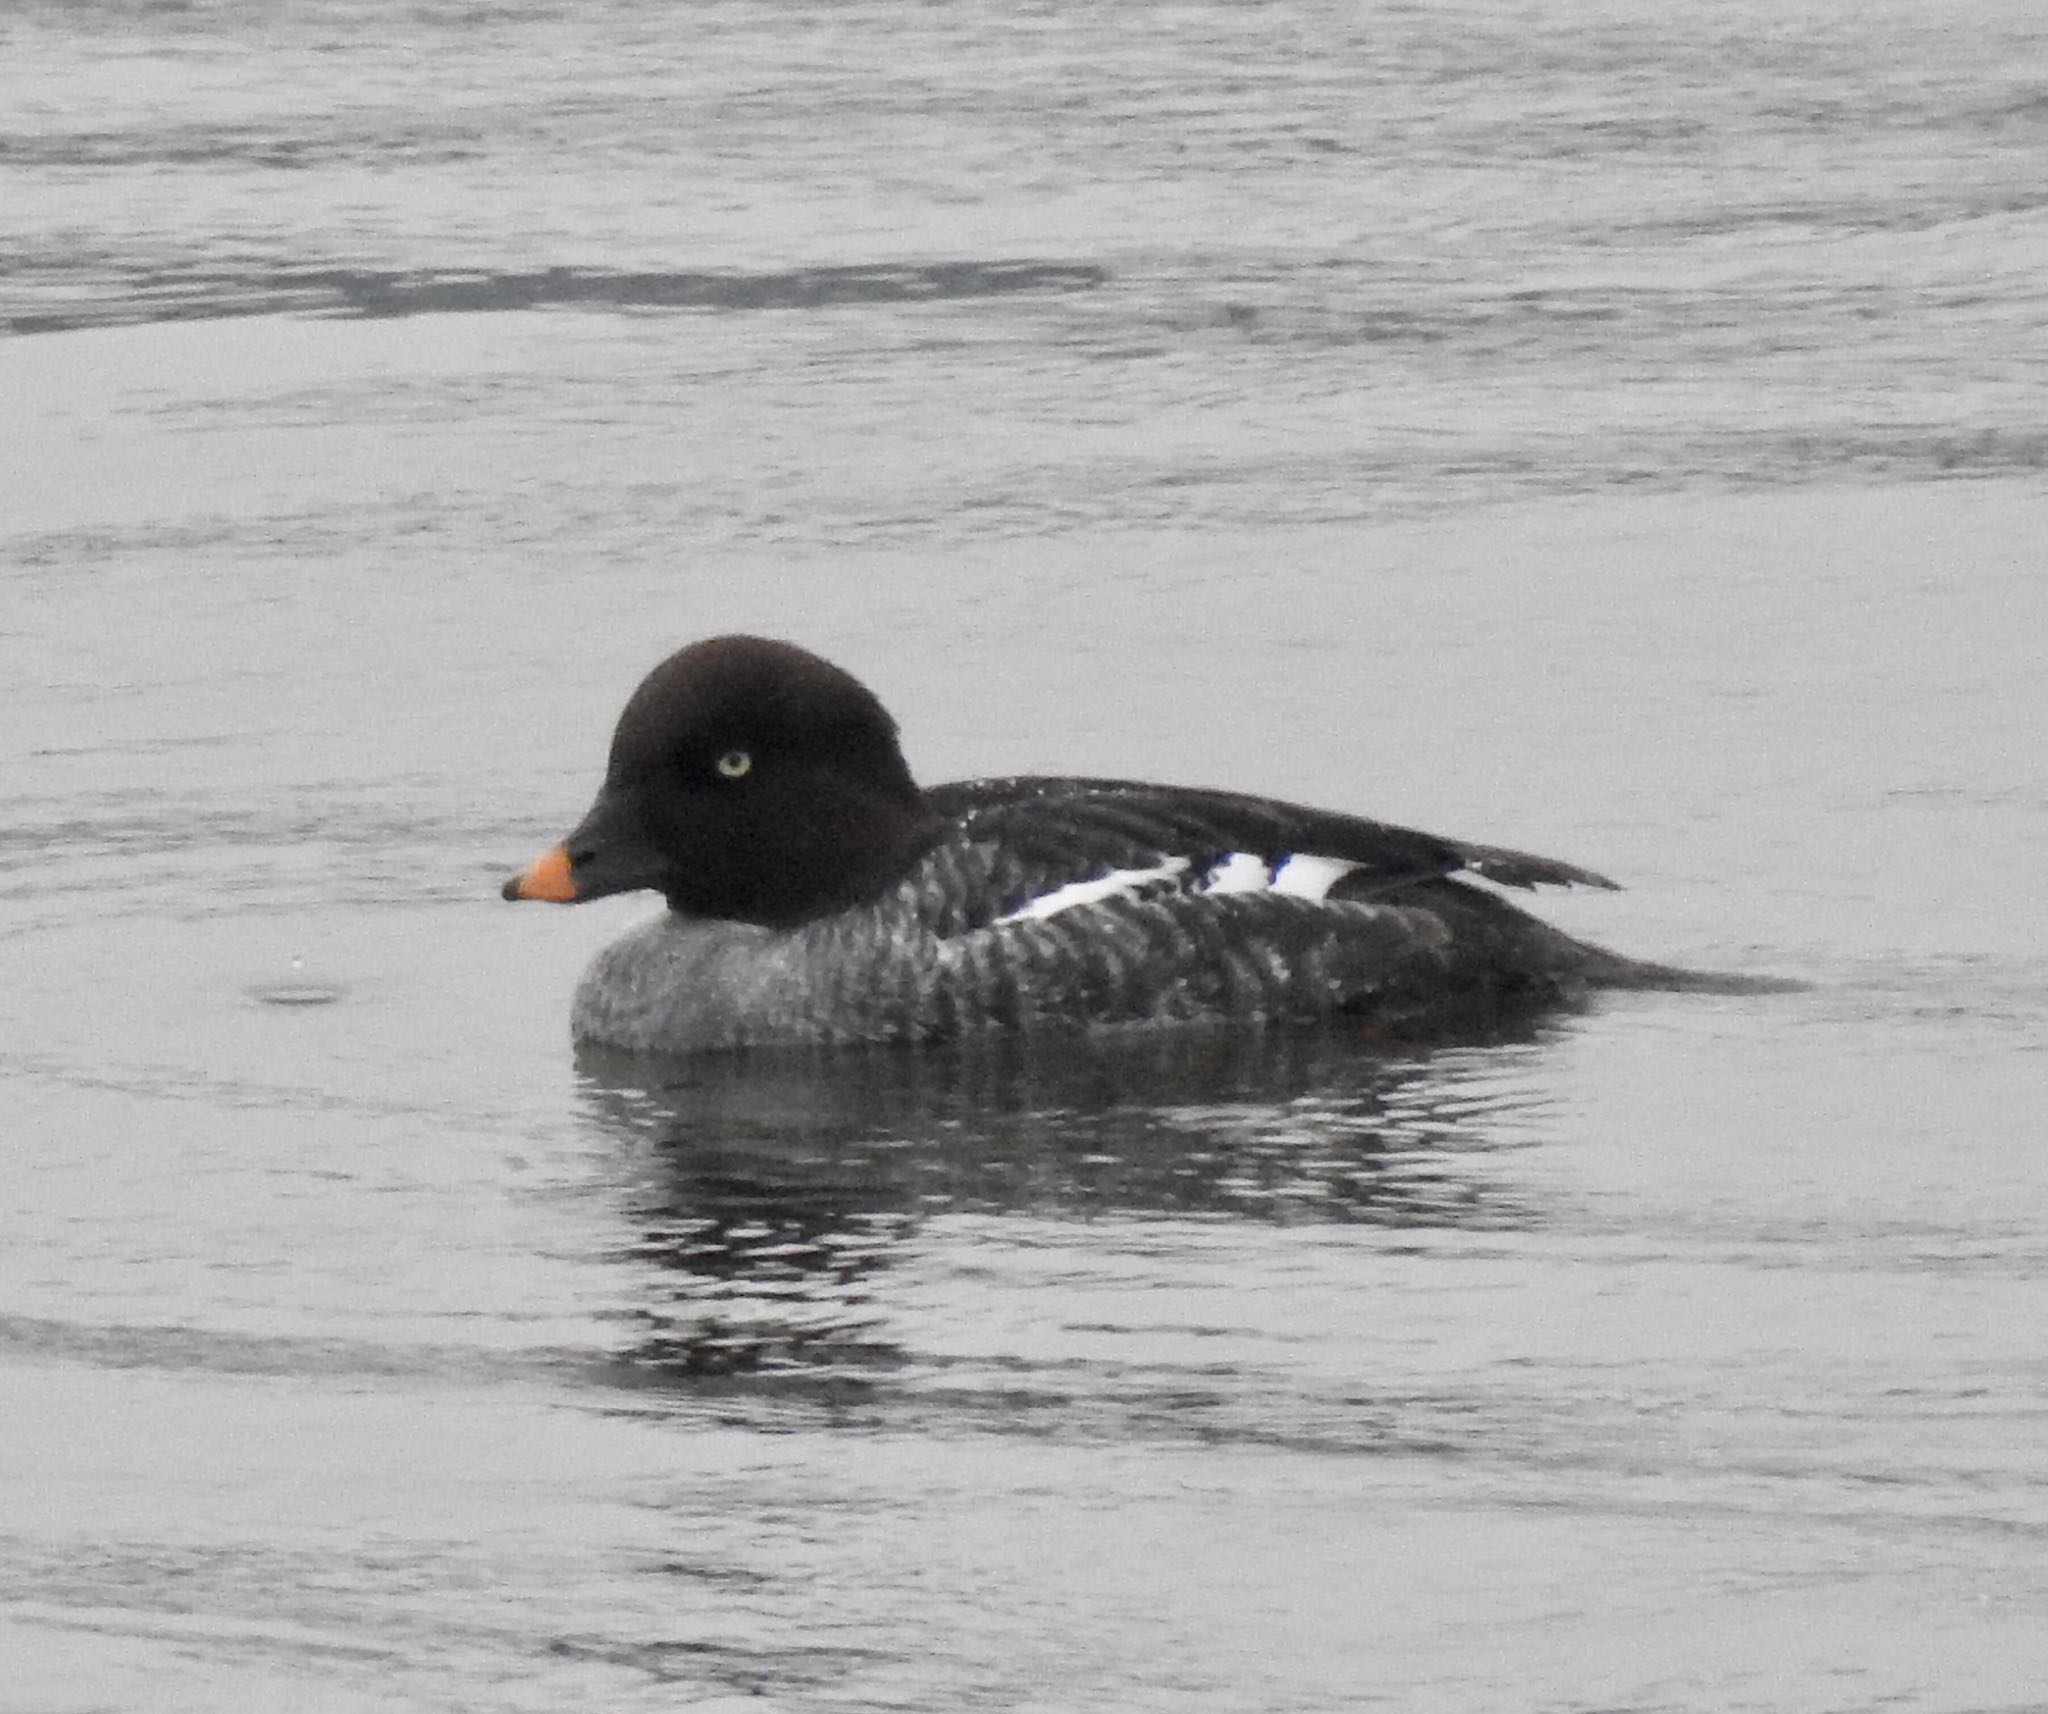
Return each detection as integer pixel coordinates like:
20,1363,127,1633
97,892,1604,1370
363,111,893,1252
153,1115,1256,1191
4,258,1109,336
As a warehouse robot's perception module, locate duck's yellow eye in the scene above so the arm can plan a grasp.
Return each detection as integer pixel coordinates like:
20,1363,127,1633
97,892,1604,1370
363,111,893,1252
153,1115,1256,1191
715,748,752,780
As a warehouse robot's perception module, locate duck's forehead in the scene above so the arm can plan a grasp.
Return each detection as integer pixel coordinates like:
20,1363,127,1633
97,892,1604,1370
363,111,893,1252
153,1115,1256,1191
609,637,891,761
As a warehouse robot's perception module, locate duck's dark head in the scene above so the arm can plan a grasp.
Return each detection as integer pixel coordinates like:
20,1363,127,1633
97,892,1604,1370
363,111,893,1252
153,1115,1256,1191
503,635,941,928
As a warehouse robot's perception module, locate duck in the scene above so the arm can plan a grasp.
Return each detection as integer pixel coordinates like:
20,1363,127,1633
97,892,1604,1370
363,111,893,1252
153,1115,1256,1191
503,635,1757,1053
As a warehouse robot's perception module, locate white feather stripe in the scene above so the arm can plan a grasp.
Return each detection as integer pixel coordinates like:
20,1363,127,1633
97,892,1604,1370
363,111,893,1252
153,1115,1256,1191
994,850,1362,926
994,857,1191,924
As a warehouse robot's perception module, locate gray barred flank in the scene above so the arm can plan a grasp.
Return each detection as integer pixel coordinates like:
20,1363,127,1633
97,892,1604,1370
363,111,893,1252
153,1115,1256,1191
565,872,1645,1054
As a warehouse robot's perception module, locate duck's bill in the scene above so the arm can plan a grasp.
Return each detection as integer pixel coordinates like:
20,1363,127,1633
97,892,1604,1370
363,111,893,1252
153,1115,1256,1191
503,790,673,905
502,845,578,903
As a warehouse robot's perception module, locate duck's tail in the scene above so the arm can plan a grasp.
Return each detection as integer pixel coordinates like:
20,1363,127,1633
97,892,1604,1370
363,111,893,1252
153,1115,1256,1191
1574,943,1808,996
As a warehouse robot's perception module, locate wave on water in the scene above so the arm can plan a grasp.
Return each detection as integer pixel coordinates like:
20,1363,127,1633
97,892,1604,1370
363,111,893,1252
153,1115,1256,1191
2,258,1109,337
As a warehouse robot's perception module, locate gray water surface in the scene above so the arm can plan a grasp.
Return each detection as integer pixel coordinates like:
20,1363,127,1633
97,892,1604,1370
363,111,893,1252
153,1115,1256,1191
5,3,2048,1710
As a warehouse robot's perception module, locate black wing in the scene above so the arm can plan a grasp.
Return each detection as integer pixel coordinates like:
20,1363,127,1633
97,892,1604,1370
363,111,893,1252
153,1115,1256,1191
916,776,1616,935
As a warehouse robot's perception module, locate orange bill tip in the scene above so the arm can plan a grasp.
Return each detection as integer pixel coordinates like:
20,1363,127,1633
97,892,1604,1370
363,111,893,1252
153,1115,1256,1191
502,845,577,903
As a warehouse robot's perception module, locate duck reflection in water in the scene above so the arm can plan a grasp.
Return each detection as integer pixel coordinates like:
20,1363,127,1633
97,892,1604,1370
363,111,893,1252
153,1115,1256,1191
572,1024,1560,1389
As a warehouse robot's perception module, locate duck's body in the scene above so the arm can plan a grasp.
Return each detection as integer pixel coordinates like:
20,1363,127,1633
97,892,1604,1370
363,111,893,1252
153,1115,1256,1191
505,637,1755,1054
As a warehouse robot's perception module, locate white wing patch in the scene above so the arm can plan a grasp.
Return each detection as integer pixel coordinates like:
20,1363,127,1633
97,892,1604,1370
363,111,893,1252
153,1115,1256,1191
997,850,1365,926
1268,854,1362,899
1199,851,1273,893
995,857,1192,924
1203,851,1362,899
